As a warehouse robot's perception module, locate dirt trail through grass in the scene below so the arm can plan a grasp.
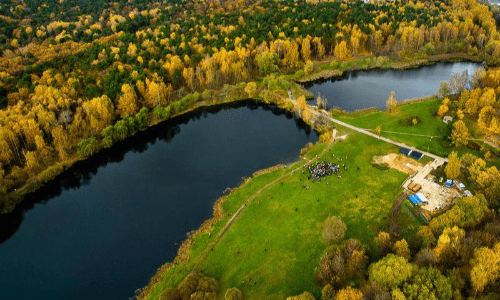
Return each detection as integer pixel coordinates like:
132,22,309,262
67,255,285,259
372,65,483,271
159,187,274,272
192,133,338,272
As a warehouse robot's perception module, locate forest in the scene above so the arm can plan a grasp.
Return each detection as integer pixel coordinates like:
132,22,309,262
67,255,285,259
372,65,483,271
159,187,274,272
141,68,500,300
1,0,500,299
1,0,499,211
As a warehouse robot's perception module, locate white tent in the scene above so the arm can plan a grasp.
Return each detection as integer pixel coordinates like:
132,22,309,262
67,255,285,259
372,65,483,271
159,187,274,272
416,192,429,203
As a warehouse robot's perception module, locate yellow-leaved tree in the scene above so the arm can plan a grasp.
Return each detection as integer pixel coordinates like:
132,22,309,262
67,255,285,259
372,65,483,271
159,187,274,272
470,242,500,293
334,41,350,61
451,120,469,147
83,95,115,134
117,84,139,118
444,151,461,179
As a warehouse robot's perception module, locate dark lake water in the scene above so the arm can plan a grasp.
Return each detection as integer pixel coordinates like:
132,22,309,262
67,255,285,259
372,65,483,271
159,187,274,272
303,62,481,111
0,100,318,300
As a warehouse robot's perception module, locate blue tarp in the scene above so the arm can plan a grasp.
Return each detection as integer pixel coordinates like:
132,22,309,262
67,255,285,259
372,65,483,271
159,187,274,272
408,194,422,205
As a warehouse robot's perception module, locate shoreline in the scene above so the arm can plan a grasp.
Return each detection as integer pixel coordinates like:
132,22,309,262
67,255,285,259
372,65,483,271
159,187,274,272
1,78,317,214
0,54,481,213
136,163,289,299
294,53,482,84
1,93,265,213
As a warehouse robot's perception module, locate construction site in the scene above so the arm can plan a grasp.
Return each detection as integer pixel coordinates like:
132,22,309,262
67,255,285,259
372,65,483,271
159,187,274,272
373,152,466,217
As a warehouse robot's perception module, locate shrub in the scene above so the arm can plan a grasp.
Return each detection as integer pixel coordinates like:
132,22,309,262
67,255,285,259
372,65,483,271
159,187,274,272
37,165,63,184
398,116,421,127
225,287,243,300
322,216,347,243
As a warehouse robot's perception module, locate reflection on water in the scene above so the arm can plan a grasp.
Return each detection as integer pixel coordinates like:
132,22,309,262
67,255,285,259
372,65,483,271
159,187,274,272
0,100,317,300
305,62,481,111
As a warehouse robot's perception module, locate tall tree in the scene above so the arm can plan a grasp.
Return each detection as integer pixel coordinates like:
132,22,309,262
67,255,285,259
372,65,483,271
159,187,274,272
117,84,139,118
470,242,500,293
368,254,413,289
386,91,397,113
451,120,469,147
444,151,461,179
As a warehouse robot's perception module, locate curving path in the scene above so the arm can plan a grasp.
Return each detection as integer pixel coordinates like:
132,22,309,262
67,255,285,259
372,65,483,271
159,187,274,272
193,130,338,271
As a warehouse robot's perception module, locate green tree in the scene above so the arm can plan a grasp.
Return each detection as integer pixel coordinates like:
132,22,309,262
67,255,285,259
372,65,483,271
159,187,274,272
429,194,489,235
101,125,117,147
402,267,454,300
256,51,279,75
368,254,414,289
393,239,411,261
77,137,99,157
135,107,149,130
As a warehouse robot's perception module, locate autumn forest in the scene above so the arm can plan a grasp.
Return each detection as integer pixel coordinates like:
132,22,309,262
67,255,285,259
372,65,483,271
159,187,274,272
1,0,500,299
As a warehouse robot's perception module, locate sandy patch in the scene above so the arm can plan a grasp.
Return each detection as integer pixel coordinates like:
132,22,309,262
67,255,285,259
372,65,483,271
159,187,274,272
373,153,423,175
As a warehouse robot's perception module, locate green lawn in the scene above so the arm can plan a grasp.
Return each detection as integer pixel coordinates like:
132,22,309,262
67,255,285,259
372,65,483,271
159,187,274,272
337,100,464,157
146,133,409,300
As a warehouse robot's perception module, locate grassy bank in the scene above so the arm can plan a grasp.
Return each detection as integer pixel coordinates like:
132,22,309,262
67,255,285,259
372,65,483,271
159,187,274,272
141,133,409,299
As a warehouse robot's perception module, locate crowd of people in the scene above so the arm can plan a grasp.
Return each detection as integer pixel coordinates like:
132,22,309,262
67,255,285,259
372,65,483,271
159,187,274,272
304,159,341,182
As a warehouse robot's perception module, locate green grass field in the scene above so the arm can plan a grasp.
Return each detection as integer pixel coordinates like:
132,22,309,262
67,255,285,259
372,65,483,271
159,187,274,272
335,100,500,169
337,100,475,158
146,133,408,300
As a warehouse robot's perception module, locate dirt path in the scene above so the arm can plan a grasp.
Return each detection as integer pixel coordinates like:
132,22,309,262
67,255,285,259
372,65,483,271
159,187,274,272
193,132,339,271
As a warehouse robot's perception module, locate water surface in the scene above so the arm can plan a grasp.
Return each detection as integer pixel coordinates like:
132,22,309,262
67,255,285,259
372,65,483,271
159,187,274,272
304,62,481,111
0,100,318,300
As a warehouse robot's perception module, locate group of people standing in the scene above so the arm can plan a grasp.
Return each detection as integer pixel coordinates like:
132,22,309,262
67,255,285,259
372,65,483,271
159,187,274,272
305,160,340,181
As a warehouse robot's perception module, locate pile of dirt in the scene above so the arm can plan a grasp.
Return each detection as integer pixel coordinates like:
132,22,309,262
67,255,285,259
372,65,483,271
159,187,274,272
372,153,422,175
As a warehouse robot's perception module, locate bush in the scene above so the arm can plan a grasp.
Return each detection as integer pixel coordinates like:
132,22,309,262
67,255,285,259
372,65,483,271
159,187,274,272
37,165,63,184
371,163,389,170
294,70,305,79
467,141,481,150
160,288,181,300
225,287,243,300
322,216,347,243
300,142,314,156
330,61,340,69
398,116,421,127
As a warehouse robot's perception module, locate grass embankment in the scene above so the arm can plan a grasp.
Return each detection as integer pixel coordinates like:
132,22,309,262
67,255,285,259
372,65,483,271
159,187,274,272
142,133,408,300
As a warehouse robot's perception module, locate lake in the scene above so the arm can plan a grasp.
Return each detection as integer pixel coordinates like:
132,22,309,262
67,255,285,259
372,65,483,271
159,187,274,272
303,62,481,111
0,100,318,300
0,61,483,300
